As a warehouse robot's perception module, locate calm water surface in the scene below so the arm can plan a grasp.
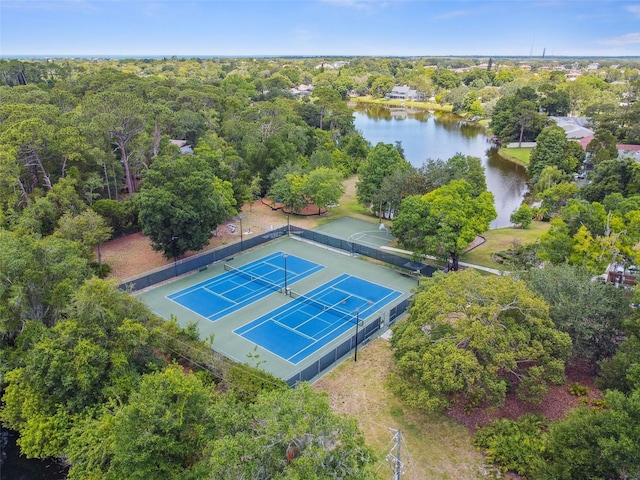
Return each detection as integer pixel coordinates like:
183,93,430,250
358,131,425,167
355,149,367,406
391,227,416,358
351,103,529,228
1,428,68,480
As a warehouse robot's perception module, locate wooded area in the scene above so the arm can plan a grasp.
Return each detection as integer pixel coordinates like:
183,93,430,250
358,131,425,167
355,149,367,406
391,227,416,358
1,56,639,478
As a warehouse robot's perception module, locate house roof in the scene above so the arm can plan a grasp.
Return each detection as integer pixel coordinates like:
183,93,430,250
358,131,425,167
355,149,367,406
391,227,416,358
618,144,640,152
390,85,411,94
170,139,194,154
577,137,640,162
551,116,594,140
564,125,595,139
578,136,595,149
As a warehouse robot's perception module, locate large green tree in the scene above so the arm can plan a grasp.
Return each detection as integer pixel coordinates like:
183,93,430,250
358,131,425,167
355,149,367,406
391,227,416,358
136,155,236,259
65,371,376,480
0,231,90,341
311,86,354,133
55,209,113,265
81,364,216,480
391,270,571,410
419,153,487,197
597,305,640,394
392,179,496,270
269,172,308,214
83,91,147,195
538,200,640,274
586,128,619,164
490,87,548,144
580,157,640,203
356,142,411,211
528,125,584,182
302,167,345,214
522,264,630,363
0,278,163,458
200,383,376,479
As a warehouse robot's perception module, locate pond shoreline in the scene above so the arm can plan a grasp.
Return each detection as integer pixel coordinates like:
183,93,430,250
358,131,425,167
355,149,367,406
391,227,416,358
496,147,532,168
350,99,532,172
348,96,452,112
351,103,530,228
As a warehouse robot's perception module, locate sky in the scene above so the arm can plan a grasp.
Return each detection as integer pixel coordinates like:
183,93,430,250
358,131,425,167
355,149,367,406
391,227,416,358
1,0,640,58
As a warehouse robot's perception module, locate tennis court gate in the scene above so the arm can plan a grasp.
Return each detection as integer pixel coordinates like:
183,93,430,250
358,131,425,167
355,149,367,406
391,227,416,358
286,298,410,386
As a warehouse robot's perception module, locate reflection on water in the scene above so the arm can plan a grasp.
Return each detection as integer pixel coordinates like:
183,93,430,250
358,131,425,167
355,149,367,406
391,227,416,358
1,428,68,480
351,104,529,228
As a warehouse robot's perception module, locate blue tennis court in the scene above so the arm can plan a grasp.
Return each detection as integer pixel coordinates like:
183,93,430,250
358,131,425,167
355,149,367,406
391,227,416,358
167,252,323,322
234,274,402,364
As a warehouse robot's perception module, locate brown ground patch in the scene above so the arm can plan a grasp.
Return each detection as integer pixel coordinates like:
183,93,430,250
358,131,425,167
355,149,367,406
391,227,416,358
101,199,321,281
101,175,367,281
447,361,602,432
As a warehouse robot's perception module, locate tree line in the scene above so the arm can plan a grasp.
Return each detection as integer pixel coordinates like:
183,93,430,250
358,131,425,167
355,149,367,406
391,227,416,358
1,55,640,478
381,71,640,479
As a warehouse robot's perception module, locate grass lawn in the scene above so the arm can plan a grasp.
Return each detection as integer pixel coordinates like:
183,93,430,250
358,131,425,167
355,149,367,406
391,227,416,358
350,95,453,113
314,175,390,228
461,221,551,270
313,338,485,479
497,146,533,167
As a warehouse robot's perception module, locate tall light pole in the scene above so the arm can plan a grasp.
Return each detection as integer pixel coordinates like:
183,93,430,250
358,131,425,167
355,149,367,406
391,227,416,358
171,236,178,277
238,215,244,251
354,309,360,362
283,253,288,295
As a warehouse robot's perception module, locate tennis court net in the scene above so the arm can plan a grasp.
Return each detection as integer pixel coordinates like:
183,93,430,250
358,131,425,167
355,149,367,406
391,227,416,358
289,290,354,323
224,263,283,294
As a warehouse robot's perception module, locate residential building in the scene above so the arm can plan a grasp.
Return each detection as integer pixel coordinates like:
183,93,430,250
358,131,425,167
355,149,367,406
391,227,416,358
385,85,424,101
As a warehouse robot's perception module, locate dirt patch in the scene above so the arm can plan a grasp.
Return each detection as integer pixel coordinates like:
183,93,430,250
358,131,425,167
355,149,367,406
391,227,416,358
447,361,603,432
101,199,322,281
101,175,369,281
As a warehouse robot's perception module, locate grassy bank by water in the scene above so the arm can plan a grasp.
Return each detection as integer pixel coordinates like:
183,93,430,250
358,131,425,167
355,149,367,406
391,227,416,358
462,221,551,270
497,146,532,167
350,95,453,113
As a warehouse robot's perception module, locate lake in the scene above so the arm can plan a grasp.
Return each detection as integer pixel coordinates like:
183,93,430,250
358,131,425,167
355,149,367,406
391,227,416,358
1,428,68,480
351,103,529,228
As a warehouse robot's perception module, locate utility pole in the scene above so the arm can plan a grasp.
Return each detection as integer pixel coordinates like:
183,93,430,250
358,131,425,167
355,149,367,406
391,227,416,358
387,429,404,479
394,430,402,480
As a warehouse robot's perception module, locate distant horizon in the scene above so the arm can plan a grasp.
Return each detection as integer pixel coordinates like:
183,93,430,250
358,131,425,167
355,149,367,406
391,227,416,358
3,54,640,61
2,1,640,58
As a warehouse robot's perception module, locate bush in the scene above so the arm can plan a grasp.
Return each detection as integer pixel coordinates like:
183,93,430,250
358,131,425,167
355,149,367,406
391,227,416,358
473,414,547,477
93,198,139,236
510,204,533,228
90,262,112,279
568,382,589,396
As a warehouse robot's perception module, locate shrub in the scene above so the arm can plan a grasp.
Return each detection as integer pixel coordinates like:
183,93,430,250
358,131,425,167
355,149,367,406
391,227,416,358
473,414,547,477
568,382,589,396
90,262,112,279
510,204,533,228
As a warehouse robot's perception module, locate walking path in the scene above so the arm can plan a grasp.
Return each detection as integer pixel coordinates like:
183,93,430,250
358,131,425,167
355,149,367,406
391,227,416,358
380,246,504,276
